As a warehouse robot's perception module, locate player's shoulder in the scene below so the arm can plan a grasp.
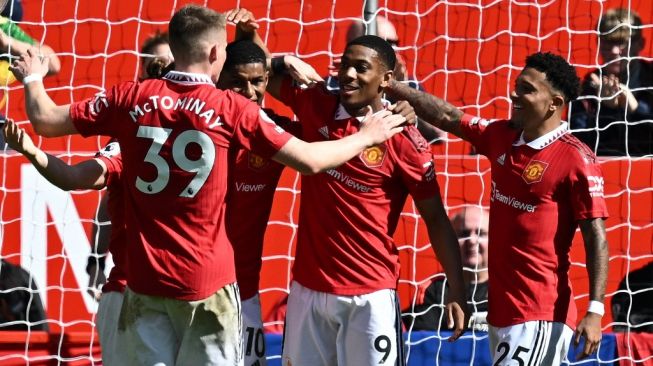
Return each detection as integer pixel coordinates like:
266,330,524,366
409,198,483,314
392,124,431,154
557,132,599,165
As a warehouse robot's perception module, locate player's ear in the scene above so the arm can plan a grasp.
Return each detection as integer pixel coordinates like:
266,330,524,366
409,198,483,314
550,93,565,112
380,68,393,88
208,44,218,64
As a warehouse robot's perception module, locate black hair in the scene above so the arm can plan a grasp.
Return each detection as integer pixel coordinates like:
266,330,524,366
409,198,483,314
223,40,267,71
525,52,580,103
346,35,396,71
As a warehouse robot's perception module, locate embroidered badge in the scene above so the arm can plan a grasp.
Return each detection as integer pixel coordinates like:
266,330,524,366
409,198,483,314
360,145,386,168
248,152,269,170
522,160,548,184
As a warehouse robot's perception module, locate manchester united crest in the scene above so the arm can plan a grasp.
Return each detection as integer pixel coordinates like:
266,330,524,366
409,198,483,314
360,145,386,168
248,152,269,170
522,160,548,184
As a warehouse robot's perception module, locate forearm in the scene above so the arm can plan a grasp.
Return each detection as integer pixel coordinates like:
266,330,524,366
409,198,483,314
274,134,372,175
385,79,464,137
579,218,608,302
24,82,74,137
24,150,81,191
428,222,466,297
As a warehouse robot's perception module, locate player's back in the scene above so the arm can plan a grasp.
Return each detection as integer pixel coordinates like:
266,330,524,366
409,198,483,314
98,73,251,301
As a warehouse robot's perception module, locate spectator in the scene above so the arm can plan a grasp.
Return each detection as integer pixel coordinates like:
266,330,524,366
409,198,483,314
570,8,653,156
403,207,489,331
0,0,22,22
139,30,172,80
612,261,653,333
0,259,48,331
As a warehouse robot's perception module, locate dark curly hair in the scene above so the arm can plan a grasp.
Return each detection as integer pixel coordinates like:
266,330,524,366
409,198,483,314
223,40,267,72
525,52,580,103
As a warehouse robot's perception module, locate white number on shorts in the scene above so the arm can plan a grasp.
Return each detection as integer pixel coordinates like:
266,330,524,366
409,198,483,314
374,335,391,364
494,342,530,366
244,326,265,358
136,126,215,198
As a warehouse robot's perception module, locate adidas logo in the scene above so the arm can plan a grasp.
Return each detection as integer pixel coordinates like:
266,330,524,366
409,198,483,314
318,126,329,138
496,153,506,166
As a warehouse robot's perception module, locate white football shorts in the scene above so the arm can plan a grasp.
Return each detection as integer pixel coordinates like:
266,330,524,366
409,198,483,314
489,320,573,365
119,284,243,366
242,294,267,366
96,290,133,366
282,281,404,366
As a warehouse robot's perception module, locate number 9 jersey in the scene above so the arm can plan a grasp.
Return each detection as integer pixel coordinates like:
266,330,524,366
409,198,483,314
70,71,292,301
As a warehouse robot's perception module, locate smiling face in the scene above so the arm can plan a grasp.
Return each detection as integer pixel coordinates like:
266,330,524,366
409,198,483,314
338,44,392,116
453,208,489,271
509,67,562,131
218,62,268,105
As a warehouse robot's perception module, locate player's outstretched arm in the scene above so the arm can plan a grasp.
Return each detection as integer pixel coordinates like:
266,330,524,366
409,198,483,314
267,55,324,102
415,194,468,341
3,119,108,190
9,48,75,137
574,217,608,359
385,79,465,139
273,107,404,174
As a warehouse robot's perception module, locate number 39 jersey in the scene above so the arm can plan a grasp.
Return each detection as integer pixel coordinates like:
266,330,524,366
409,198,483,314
70,71,292,301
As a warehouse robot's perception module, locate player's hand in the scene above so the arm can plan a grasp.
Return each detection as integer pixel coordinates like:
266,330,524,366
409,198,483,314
445,294,467,341
284,55,324,86
9,47,49,83
2,119,37,156
574,312,602,359
359,106,405,146
328,58,341,78
388,100,416,126
225,8,259,34
86,262,106,302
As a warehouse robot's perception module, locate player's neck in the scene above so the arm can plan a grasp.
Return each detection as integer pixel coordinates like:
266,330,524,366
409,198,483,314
522,114,563,143
172,61,213,79
345,98,385,118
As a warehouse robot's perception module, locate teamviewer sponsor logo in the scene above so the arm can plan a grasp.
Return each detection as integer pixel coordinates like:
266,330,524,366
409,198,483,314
325,169,371,192
491,181,537,213
588,176,605,197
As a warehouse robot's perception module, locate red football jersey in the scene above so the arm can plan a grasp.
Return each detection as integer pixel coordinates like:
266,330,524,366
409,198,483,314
228,109,301,300
94,140,127,294
70,71,292,300
280,79,440,296
460,115,609,328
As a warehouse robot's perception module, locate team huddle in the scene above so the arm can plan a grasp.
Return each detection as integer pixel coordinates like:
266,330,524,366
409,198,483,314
3,4,608,366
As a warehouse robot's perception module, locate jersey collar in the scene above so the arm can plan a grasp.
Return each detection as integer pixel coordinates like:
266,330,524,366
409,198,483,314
513,122,569,150
163,71,214,85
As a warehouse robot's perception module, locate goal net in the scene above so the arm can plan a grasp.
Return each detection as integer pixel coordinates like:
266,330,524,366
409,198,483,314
0,0,651,365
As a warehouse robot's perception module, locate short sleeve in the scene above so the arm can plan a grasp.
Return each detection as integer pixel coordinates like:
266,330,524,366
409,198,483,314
94,139,123,186
394,126,440,201
569,153,609,221
70,83,132,138
233,102,293,159
459,113,494,155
